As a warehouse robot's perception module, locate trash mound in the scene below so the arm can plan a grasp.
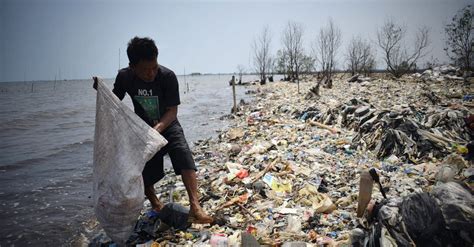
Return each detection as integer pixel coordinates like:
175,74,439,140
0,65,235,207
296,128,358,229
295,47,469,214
88,72,473,246
411,65,473,82
297,98,471,162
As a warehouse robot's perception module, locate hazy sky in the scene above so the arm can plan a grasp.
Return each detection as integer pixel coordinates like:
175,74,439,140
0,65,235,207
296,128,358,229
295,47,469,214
0,0,471,82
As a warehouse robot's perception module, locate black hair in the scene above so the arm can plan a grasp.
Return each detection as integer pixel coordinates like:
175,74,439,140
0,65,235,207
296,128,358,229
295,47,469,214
126,36,158,65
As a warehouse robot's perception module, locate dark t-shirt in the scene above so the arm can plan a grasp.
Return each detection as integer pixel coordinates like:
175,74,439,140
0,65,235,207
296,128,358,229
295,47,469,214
112,65,180,127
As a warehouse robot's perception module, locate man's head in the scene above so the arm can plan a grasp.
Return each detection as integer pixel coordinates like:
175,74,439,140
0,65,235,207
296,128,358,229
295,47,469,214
127,37,159,82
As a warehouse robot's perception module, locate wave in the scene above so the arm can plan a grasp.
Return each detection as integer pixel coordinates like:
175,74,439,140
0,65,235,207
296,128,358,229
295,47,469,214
0,139,94,171
0,109,86,129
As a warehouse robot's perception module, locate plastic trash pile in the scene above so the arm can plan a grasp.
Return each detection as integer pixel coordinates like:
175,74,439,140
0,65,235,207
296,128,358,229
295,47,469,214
299,97,471,162
89,69,473,246
411,65,472,82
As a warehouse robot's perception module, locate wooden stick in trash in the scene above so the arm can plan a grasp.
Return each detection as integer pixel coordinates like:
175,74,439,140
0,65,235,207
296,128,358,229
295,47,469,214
309,120,339,134
261,118,280,124
237,203,257,220
252,158,279,183
218,193,249,210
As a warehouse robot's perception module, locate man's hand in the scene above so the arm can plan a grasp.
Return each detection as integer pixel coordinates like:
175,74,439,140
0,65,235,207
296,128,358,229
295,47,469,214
92,76,99,90
153,122,164,133
153,106,178,133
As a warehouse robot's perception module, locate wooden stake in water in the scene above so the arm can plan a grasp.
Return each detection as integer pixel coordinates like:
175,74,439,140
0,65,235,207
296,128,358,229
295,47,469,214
297,79,300,94
232,75,237,113
184,67,189,93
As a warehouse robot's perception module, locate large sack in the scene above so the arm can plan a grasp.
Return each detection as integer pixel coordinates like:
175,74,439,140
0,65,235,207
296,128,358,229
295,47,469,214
93,79,167,245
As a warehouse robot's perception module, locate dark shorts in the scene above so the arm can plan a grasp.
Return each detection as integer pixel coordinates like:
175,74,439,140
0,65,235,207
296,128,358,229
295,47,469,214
142,121,196,187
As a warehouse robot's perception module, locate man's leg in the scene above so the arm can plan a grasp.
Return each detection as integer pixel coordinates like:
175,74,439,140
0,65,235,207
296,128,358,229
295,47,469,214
166,122,212,223
142,150,166,212
181,169,213,223
144,185,164,212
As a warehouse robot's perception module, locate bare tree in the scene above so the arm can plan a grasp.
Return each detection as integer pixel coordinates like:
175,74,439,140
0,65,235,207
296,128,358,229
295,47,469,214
299,54,316,75
445,5,473,70
281,21,305,92
346,36,376,76
236,64,246,84
314,18,342,88
275,49,290,78
252,26,272,85
377,19,430,78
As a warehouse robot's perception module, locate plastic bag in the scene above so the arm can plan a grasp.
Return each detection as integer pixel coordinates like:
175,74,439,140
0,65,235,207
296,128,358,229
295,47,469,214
93,79,167,245
157,203,191,231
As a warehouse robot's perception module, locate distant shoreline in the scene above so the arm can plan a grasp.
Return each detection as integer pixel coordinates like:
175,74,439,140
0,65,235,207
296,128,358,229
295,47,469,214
0,68,443,84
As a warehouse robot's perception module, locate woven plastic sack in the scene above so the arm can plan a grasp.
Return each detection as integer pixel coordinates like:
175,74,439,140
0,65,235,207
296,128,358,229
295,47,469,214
93,79,167,245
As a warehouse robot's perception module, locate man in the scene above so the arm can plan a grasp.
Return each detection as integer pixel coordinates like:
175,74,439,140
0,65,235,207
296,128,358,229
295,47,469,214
94,36,212,224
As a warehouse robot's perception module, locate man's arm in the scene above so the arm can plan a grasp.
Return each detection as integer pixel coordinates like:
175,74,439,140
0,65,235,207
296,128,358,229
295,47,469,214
154,69,180,133
153,106,177,133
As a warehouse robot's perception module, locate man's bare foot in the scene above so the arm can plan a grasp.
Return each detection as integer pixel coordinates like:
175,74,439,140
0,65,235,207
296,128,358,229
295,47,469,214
180,169,213,224
145,185,164,212
152,201,165,212
188,206,213,224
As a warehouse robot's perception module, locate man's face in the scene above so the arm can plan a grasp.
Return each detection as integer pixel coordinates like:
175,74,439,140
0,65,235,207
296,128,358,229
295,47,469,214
131,59,158,82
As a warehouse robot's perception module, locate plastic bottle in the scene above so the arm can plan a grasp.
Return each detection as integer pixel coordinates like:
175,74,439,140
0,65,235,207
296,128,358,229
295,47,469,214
210,234,228,247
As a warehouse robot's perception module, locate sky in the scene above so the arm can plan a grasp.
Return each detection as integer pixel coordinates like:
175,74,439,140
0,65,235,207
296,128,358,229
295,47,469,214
0,0,471,82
